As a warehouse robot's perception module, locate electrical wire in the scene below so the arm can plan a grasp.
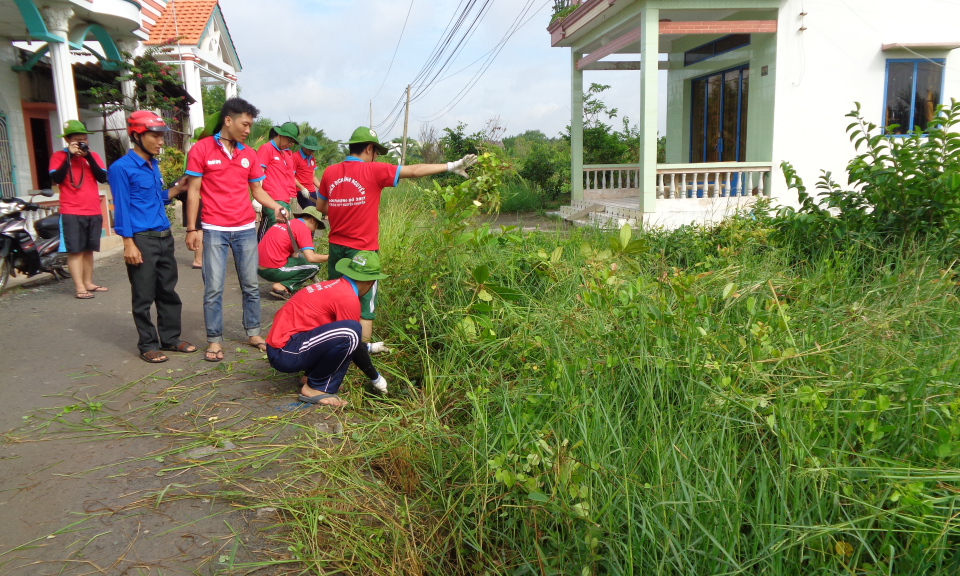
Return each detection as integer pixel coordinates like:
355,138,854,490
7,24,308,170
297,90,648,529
371,0,416,101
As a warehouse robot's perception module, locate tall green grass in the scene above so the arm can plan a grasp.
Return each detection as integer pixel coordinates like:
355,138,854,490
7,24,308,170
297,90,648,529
272,183,960,575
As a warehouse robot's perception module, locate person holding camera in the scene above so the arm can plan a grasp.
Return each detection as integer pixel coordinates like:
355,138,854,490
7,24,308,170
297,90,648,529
49,120,109,299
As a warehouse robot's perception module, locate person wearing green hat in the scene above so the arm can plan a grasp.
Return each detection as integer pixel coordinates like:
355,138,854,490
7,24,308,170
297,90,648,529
265,251,391,407
317,126,477,343
292,135,323,209
257,206,328,299
256,121,301,239
49,119,109,299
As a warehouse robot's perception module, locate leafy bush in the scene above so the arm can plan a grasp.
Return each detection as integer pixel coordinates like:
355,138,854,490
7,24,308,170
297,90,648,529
777,100,960,247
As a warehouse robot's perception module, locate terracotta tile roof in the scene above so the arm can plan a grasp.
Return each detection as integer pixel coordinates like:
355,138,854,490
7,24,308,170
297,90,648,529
145,1,219,46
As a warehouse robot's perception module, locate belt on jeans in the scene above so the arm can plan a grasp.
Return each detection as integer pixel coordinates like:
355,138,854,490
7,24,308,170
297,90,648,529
134,229,172,238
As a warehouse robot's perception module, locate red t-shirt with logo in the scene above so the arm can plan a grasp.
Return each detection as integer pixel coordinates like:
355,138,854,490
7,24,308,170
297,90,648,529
292,150,317,192
49,150,104,216
266,278,360,349
257,141,297,203
258,218,314,268
185,135,265,228
319,158,400,251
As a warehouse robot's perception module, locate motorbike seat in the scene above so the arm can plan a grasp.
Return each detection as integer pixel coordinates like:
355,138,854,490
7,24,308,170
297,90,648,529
35,214,60,240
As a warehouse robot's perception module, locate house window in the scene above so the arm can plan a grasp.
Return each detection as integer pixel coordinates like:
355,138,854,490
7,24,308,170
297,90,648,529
884,59,945,135
684,34,750,67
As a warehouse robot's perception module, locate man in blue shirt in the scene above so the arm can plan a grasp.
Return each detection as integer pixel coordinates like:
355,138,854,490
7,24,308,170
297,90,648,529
108,111,197,363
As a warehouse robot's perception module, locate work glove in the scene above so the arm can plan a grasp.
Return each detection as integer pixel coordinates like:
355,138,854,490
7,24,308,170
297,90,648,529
252,199,263,213
371,374,388,393
367,341,390,355
447,154,478,177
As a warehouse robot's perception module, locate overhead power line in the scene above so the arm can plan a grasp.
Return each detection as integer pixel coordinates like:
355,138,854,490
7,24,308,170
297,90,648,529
371,0,416,101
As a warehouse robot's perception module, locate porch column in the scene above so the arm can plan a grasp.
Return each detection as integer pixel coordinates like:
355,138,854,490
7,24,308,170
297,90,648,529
180,57,205,134
571,51,584,202
638,6,659,213
225,75,237,99
115,39,138,149
41,6,78,129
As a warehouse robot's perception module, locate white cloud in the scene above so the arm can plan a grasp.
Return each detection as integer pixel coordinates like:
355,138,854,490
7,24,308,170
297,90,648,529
220,0,669,141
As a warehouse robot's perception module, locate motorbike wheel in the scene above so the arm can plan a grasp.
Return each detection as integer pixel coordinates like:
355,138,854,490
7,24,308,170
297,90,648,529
55,267,71,280
0,256,10,294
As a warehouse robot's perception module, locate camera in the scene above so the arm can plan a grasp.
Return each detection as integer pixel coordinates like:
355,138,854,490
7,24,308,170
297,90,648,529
78,142,89,153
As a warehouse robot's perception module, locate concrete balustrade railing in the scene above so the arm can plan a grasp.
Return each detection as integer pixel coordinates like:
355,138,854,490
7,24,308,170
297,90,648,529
582,162,773,200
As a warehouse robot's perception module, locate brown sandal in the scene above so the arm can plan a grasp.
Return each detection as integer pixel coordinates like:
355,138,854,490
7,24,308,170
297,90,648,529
140,350,168,363
161,341,198,353
75,292,94,299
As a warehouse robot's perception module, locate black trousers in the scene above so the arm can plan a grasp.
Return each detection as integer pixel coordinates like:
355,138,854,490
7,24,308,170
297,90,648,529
126,233,183,353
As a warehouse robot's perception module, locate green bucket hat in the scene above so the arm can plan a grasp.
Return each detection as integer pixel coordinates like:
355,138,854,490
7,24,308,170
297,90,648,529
335,251,389,281
348,126,389,155
292,206,326,230
58,119,94,138
273,121,300,144
300,135,323,151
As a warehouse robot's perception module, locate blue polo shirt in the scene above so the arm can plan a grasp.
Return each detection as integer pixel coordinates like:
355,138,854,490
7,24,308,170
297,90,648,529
108,150,173,237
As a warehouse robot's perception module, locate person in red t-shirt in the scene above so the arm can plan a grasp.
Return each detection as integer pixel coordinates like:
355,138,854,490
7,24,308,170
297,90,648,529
292,136,323,209
49,120,108,299
256,122,300,239
258,206,328,299
318,126,476,343
266,251,390,408
183,98,290,363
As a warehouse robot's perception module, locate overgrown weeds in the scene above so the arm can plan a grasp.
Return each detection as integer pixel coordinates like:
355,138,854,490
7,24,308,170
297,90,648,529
12,183,960,575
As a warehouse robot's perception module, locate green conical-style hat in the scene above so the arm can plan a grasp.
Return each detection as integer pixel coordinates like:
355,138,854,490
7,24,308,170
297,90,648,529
348,126,389,155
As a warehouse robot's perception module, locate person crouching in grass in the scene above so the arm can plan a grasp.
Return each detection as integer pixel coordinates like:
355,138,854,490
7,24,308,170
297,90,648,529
265,251,389,408
258,206,328,300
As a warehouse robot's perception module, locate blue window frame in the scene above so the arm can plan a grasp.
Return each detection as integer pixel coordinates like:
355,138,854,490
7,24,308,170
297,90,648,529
883,59,945,135
684,34,751,67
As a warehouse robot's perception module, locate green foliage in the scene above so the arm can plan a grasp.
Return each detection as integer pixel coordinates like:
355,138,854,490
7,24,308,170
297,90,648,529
264,187,960,575
423,151,509,242
81,42,188,115
777,100,960,248
202,85,227,117
550,0,578,24
157,146,185,187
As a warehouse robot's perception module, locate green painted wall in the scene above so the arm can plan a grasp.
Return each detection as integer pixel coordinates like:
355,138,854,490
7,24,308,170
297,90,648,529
665,14,777,164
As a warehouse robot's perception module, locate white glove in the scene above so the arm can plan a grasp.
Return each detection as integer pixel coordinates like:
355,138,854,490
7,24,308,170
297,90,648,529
252,199,263,214
371,374,388,393
367,342,390,355
446,154,478,177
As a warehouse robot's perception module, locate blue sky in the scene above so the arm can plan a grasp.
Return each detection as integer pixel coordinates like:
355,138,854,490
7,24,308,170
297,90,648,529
223,0,667,142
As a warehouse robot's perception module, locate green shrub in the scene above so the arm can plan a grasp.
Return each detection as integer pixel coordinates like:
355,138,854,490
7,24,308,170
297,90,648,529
777,100,960,248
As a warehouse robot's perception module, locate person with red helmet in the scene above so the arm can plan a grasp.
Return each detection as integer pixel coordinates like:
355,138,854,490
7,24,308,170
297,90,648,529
106,111,198,363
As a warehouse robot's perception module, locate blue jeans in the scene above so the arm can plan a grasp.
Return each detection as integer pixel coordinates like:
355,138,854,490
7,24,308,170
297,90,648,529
266,320,361,394
202,227,261,343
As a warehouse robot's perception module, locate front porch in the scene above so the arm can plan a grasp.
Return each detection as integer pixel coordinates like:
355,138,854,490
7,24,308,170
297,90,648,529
550,0,780,227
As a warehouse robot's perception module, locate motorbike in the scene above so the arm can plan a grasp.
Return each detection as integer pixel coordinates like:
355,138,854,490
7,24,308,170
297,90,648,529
0,189,70,293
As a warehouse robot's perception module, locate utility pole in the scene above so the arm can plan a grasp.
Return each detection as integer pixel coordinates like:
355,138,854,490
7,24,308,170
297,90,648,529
401,85,411,165
369,101,373,129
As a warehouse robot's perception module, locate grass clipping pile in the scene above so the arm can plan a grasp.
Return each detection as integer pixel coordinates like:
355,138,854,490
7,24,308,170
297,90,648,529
9,182,960,575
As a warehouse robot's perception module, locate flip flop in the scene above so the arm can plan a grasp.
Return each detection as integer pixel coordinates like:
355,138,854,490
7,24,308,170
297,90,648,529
161,341,198,353
298,393,344,405
140,350,168,363
249,341,267,353
191,264,202,269
75,292,94,299
88,286,109,292
204,348,224,362
269,289,292,301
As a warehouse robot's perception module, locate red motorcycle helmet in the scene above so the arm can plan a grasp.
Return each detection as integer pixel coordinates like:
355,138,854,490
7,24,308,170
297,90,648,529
127,111,170,136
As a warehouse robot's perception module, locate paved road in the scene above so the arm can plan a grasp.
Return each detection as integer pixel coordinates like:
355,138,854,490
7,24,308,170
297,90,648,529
0,232,293,575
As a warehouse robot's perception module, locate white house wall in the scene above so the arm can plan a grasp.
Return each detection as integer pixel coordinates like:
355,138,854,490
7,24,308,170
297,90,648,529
770,0,960,206
0,44,33,196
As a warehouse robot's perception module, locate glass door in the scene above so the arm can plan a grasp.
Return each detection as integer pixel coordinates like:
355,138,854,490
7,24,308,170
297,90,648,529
690,65,749,164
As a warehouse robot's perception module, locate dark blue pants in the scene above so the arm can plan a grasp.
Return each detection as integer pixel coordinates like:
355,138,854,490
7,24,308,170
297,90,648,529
266,320,361,394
